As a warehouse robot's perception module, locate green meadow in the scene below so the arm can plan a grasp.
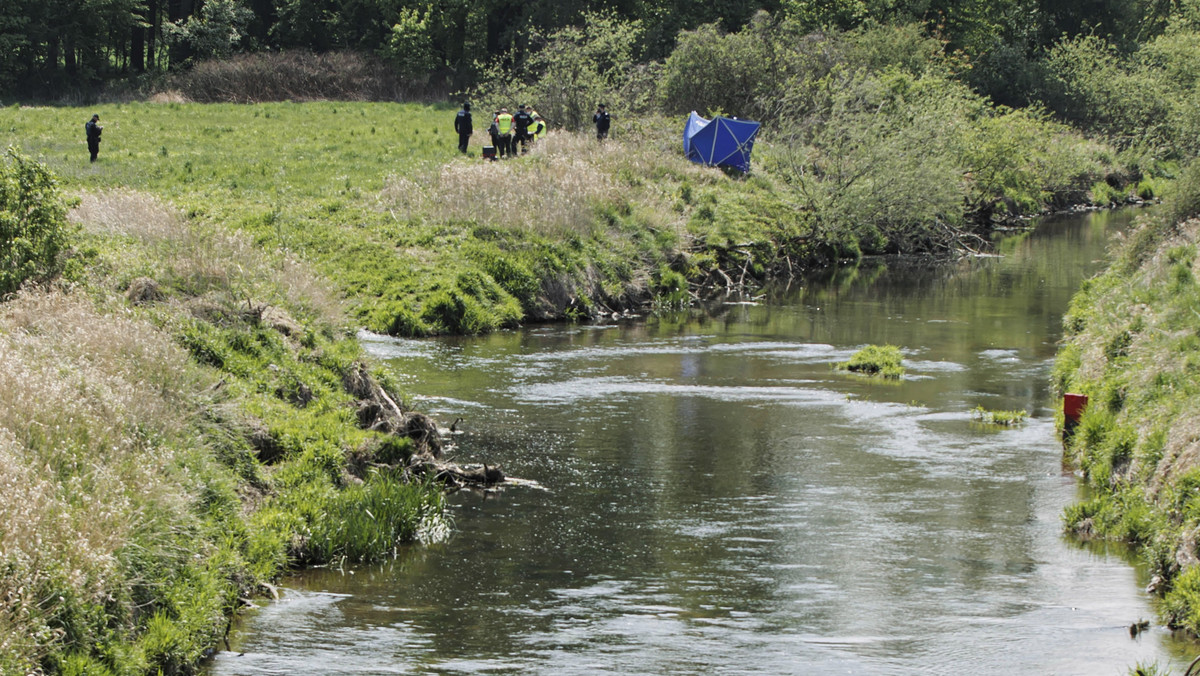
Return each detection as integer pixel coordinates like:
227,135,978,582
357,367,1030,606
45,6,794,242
2,102,767,336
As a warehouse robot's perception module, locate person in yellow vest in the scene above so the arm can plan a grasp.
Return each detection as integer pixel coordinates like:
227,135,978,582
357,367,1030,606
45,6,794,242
531,115,546,141
494,108,514,158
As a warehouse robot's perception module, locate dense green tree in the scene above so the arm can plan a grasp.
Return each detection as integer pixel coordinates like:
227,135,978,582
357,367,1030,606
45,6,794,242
166,0,253,61
472,11,647,131
0,149,75,296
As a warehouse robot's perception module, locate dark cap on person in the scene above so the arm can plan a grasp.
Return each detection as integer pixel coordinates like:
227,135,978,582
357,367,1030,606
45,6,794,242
463,102,471,110
91,114,100,120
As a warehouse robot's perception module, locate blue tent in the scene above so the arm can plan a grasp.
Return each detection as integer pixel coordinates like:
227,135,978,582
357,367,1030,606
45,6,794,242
682,112,761,173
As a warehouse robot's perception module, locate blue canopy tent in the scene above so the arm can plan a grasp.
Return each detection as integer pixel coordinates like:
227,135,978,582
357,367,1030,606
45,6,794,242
682,112,761,173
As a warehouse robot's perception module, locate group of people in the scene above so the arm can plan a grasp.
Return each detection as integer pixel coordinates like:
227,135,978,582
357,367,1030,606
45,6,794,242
454,102,546,159
454,101,614,158
85,100,607,165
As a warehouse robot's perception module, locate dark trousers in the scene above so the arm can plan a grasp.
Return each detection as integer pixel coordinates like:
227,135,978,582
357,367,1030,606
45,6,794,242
514,130,529,154
497,133,512,157
458,132,470,153
88,139,99,162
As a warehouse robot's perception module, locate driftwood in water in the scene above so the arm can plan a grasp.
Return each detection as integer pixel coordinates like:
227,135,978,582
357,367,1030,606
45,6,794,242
410,456,505,489
346,362,443,458
345,362,504,487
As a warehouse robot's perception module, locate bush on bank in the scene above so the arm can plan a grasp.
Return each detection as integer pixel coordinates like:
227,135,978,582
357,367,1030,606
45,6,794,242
0,169,445,673
0,148,77,296
1054,163,1200,633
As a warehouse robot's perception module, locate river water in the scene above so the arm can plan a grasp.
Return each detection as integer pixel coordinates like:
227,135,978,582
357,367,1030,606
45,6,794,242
208,209,1198,675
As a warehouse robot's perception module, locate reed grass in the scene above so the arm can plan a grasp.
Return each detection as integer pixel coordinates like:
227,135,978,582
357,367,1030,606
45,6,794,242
0,289,209,673
0,180,446,671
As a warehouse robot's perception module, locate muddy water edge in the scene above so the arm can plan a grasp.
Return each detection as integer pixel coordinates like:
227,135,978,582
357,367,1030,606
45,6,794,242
206,208,1199,675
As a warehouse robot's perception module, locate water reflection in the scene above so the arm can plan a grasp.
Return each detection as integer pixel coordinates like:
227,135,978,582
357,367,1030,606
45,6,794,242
209,209,1198,675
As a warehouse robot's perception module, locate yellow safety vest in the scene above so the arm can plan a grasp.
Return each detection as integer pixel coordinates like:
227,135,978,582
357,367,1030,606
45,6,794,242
496,113,513,135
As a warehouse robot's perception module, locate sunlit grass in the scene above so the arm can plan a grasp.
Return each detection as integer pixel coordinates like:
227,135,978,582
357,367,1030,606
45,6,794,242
1,103,800,335
835,344,905,379
971,406,1028,425
0,178,447,671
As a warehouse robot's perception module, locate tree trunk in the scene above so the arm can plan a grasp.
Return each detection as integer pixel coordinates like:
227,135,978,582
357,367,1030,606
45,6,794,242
131,6,145,73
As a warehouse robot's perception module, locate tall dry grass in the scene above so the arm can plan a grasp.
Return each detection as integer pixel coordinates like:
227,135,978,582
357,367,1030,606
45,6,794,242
0,189,350,670
379,127,706,239
0,290,209,671
71,189,345,327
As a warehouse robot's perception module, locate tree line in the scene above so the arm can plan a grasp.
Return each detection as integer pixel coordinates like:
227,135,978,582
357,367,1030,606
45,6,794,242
0,0,1184,102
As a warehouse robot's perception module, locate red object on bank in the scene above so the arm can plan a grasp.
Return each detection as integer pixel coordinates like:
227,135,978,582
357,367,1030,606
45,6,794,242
1064,393,1089,424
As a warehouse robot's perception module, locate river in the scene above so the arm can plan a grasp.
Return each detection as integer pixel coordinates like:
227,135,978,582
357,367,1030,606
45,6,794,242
207,208,1197,675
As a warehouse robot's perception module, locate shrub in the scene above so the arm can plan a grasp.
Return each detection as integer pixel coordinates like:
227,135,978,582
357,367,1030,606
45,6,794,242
1038,34,1170,149
0,148,75,296
653,266,689,308
172,51,402,103
472,11,646,132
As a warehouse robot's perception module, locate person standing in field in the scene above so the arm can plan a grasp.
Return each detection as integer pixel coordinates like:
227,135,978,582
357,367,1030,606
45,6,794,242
495,108,514,158
488,111,500,150
512,104,534,155
85,114,102,162
454,102,473,153
593,104,611,141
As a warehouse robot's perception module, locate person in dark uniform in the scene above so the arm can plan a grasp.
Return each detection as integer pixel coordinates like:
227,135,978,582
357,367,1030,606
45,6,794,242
454,102,473,153
85,114,102,162
512,104,534,154
593,104,611,141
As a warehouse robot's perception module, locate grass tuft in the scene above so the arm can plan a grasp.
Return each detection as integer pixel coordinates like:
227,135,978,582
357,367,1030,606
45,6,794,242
971,406,1028,426
836,344,905,379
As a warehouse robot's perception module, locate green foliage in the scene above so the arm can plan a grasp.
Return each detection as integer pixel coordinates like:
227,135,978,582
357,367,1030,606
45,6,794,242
165,0,254,62
836,344,905,379
960,105,1105,215
659,16,778,120
1055,191,1200,630
1163,565,1200,633
1127,662,1172,676
1090,180,1126,207
0,148,75,296
652,265,688,308
381,8,439,84
420,270,523,335
1039,34,1168,150
300,474,443,563
1164,159,1200,224
971,406,1028,425
472,11,647,131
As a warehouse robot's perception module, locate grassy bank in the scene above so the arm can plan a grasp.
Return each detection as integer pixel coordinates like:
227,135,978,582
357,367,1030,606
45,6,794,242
1054,171,1200,634
0,95,1142,672
1,99,1126,337
0,166,447,673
